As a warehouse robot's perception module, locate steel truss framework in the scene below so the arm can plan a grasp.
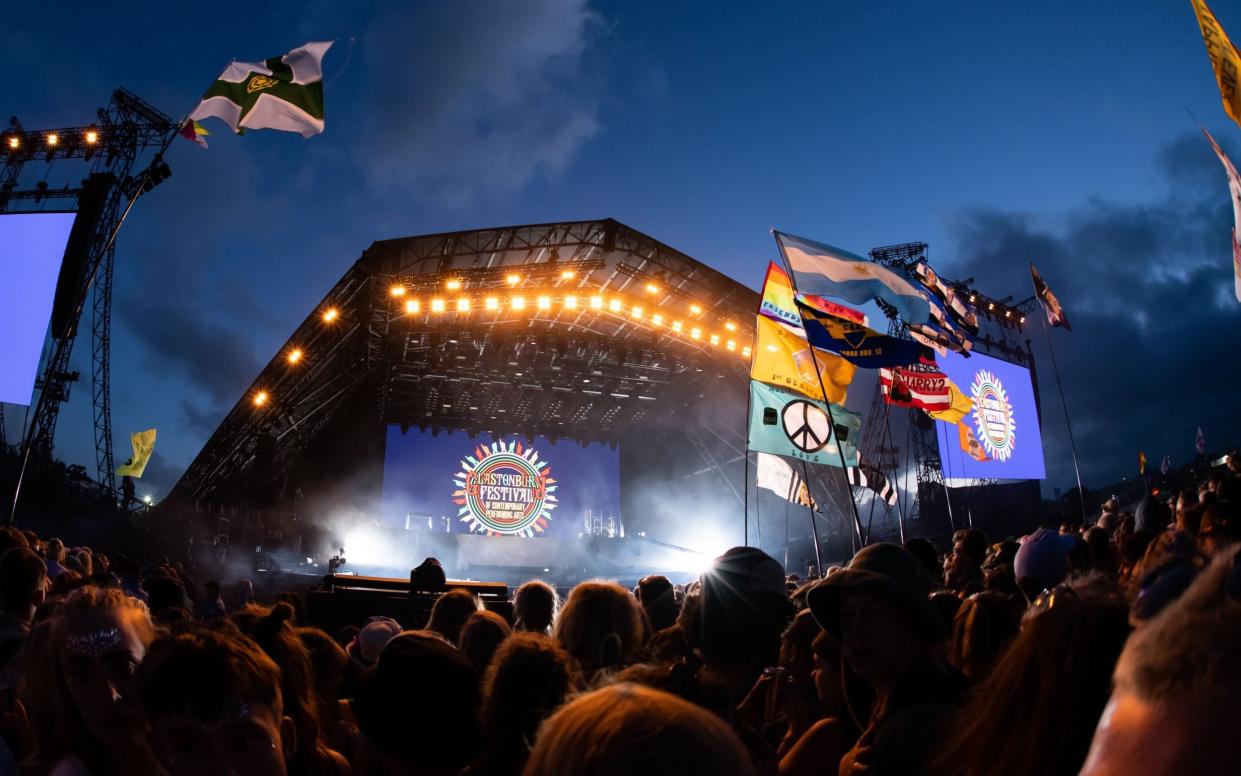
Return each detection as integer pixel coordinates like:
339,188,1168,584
860,242,1039,537
174,220,764,508
1,89,177,490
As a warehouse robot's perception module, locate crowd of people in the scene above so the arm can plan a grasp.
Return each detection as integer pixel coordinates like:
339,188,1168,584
0,456,1238,775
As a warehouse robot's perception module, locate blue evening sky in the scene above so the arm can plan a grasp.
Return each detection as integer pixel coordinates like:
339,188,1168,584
3,0,1239,500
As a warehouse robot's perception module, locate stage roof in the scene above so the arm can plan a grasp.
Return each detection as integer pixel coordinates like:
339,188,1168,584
172,219,760,503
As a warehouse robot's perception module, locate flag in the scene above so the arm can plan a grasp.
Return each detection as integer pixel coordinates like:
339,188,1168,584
116,428,157,478
1191,0,1241,129
178,120,210,148
880,366,953,411
1138,451,1147,475
1030,263,1072,330
907,322,971,358
857,461,899,506
928,380,973,425
797,293,868,327
756,452,816,508
797,300,929,368
1200,127,1241,302
751,316,856,404
758,262,803,330
959,422,989,462
913,262,979,335
748,381,860,467
190,41,334,138
773,231,931,324
1161,454,1171,476
1197,426,1206,455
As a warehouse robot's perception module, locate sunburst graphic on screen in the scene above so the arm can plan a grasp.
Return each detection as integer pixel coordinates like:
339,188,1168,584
970,369,1016,462
452,440,557,537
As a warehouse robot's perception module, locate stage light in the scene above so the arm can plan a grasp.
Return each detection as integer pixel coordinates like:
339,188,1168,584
672,321,683,333
609,299,622,312
1020,316,1026,324
389,285,406,297
631,306,643,319
446,279,462,290
45,132,59,147
506,273,521,286
253,390,269,407
287,348,303,365
1004,309,1011,318
590,295,604,309
431,298,445,312
511,296,526,310
6,135,18,150
725,321,737,331
988,302,995,310
322,307,339,323
690,327,702,340
84,128,99,145
537,295,551,310
742,346,752,357
726,340,736,351
709,334,720,345
142,494,153,506
564,295,578,309
485,296,499,311
405,299,420,314
652,314,663,326
690,304,702,314
456,298,470,312
561,269,576,280
646,283,660,294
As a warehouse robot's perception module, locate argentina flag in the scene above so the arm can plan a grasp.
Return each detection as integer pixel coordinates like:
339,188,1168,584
773,231,931,325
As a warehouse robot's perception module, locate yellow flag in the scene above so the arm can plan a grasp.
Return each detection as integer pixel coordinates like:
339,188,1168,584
928,381,972,425
1192,0,1241,128
750,315,856,404
116,428,157,478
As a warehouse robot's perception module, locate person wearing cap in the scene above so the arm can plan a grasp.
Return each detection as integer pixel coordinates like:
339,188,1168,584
1013,527,1076,602
347,617,402,670
807,543,965,776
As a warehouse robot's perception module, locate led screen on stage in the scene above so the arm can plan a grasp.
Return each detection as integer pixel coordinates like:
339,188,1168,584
382,427,621,537
934,350,1046,480
0,212,77,405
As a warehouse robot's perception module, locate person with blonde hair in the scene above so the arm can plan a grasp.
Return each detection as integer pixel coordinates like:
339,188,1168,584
22,585,162,774
522,683,757,776
553,581,643,682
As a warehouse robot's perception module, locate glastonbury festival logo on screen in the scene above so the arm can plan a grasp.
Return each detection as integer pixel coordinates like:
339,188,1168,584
454,441,558,536
969,369,1016,462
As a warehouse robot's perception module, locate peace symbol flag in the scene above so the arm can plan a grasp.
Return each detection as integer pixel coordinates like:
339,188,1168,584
747,381,860,467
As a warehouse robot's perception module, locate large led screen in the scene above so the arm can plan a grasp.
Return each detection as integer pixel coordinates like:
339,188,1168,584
934,350,1046,480
383,427,621,537
0,212,77,405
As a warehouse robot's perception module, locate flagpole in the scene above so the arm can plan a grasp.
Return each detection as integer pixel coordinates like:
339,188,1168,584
7,112,187,527
798,459,823,576
882,410,907,544
1037,307,1087,525
772,231,867,552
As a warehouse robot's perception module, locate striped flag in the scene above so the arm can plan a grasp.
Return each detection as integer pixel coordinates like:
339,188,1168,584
855,461,898,506
190,41,333,138
756,452,816,509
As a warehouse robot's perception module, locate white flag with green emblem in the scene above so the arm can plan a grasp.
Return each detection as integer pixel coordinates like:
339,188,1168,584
190,41,333,138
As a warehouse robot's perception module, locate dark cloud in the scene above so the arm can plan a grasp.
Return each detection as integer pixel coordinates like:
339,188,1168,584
134,450,183,499
941,133,1241,491
359,0,602,203
117,297,260,408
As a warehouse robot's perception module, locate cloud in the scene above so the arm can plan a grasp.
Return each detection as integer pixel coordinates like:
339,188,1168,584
359,0,602,203
940,133,1241,490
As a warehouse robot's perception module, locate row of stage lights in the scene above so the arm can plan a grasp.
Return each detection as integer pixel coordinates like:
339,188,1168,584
963,290,1026,326
4,127,101,153
248,285,752,409
384,282,751,355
